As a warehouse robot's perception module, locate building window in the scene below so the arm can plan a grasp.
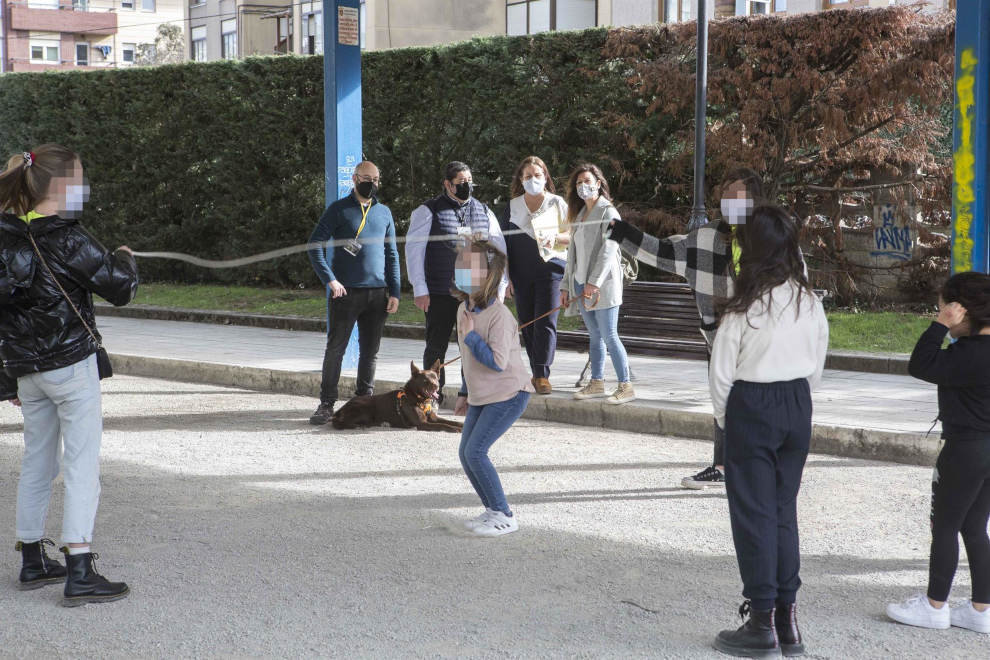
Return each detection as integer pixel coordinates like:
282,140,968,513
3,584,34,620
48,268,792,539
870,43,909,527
121,0,134,9
275,16,293,54
745,0,771,16
30,40,60,64
221,19,237,60
191,26,207,62
72,0,89,10
506,0,596,35
27,0,59,8
360,0,366,49
303,12,323,55
660,0,692,23
75,43,89,66
141,0,155,10
121,42,135,64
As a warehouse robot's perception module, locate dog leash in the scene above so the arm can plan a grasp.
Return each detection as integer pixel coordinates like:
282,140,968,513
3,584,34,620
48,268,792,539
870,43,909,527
438,290,599,369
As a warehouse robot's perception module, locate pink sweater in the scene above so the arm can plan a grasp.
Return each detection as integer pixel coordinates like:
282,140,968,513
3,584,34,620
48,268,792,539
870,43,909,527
456,301,535,406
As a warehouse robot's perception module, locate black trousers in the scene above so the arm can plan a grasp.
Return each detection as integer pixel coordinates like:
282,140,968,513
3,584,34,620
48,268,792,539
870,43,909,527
423,294,462,394
724,379,811,611
514,276,560,379
319,287,388,404
928,439,990,603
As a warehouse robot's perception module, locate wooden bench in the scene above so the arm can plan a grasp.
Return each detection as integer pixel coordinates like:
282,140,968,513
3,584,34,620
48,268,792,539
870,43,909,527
556,281,710,364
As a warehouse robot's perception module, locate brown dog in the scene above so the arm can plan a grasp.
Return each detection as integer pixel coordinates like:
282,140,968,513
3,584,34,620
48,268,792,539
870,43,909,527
330,360,464,433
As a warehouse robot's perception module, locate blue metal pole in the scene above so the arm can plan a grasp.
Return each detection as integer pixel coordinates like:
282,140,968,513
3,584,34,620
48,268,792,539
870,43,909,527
323,0,363,205
323,0,363,367
951,0,990,274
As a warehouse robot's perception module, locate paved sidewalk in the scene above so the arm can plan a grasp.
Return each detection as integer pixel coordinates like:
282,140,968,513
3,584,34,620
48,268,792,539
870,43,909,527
97,316,941,465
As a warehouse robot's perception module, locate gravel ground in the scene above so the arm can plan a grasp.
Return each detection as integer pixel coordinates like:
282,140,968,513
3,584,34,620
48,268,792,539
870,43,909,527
0,376,982,658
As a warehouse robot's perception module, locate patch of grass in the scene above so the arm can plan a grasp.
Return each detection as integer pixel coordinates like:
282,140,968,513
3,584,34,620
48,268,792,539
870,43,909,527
825,311,931,354
132,283,584,330
133,284,935,354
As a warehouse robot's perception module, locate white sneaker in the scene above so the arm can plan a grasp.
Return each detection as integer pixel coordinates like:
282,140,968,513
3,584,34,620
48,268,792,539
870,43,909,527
464,508,495,531
886,593,950,629
470,510,518,537
951,600,990,633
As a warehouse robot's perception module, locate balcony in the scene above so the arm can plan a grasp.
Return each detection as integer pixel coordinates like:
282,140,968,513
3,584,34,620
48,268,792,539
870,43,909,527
8,2,118,35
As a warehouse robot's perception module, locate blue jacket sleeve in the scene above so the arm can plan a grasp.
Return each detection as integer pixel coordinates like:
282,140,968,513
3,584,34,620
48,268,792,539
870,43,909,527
384,210,401,299
464,330,504,372
307,206,338,286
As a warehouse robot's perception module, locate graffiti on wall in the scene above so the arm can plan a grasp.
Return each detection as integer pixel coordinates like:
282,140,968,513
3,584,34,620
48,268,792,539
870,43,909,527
871,204,913,261
953,47,978,271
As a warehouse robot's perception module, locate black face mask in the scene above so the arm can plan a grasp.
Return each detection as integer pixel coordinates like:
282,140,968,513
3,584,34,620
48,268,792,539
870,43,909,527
453,181,473,201
356,181,378,199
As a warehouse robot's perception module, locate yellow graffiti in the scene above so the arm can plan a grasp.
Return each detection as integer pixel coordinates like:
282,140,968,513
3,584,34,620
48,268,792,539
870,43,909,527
954,48,977,270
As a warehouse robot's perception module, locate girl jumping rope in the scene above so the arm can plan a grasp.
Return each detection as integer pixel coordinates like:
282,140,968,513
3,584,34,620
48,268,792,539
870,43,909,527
453,239,534,537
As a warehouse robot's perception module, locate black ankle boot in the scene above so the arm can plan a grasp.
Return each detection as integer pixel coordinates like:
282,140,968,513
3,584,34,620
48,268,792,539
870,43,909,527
59,547,129,607
714,601,782,659
774,603,805,657
16,539,67,590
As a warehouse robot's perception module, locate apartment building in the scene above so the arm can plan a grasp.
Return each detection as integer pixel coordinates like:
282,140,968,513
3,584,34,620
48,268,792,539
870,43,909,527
179,0,954,62
186,0,300,61
1,0,185,72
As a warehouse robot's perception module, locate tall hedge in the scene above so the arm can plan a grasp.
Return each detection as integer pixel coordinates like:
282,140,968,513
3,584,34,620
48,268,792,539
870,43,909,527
0,7,953,291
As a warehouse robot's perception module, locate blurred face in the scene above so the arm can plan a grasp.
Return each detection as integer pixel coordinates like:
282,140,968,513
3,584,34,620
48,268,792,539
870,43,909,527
720,179,754,225
48,159,89,218
454,247,489,295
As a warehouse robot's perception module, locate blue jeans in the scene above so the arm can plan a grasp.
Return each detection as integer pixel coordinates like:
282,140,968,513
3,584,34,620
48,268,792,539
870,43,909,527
576,294,630,382
15,354,103,544
458,391,531,515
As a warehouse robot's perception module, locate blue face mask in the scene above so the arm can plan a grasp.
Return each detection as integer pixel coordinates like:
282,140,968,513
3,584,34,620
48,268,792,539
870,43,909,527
454,268,474,294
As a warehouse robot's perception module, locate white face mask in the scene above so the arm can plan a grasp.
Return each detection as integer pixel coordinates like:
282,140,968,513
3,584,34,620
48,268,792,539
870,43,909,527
577,183,599,201
720,197,753,225
522,176,546,196
62,183,90,216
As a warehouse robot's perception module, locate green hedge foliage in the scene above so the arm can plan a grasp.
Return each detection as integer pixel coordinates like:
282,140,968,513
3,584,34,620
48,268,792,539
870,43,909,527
0,8,952,292
0,29,631,287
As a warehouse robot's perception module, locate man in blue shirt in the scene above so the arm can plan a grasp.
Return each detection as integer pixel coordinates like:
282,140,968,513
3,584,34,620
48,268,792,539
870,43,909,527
307,161,401,425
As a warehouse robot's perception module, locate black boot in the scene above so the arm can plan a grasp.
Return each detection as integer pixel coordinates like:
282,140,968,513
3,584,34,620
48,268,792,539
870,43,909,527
714,601,782,659
774,603,805,657
59,547,129,607
16,539,67,590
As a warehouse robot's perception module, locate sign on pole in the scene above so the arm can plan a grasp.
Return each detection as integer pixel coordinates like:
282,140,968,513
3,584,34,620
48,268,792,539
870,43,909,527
323,0,363,366
951,1,990,273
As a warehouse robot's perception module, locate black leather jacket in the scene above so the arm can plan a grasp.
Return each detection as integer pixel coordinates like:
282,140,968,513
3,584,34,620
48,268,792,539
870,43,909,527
0,213,138,399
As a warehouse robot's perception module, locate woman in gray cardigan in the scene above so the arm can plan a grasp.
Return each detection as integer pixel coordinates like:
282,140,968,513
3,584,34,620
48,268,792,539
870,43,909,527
561,164,635,404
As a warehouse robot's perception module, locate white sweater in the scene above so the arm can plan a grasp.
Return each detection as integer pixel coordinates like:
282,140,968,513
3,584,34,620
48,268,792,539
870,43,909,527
709,280,829,427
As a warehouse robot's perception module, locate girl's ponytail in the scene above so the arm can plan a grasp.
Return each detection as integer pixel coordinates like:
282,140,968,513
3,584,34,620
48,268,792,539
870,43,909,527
0,144,79,216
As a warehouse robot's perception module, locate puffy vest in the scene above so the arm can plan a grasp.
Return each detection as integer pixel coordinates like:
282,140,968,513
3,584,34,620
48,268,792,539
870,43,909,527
424,194,490,295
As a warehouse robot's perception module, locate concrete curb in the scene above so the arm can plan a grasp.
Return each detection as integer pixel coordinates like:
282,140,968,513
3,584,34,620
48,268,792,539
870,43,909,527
110,352,938,467
97,303,911,375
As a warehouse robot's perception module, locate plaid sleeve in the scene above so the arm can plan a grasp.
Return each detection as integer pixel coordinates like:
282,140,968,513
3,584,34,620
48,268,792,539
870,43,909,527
609,220,682,275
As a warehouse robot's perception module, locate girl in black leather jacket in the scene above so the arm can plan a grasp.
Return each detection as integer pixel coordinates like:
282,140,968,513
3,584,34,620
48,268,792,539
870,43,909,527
0,144,137,606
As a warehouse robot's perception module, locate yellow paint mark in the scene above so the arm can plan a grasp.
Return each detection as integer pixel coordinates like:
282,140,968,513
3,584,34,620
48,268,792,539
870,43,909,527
954,48,978,271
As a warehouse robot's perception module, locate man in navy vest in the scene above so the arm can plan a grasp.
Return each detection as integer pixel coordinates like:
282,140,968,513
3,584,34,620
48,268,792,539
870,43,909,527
405,161,506,414
307,161,401,425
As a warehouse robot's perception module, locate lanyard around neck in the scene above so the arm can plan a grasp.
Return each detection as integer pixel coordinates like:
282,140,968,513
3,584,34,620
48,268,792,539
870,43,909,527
356,201,373,239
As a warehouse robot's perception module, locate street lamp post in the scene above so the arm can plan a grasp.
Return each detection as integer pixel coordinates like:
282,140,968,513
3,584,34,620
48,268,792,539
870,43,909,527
687,0,709,231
